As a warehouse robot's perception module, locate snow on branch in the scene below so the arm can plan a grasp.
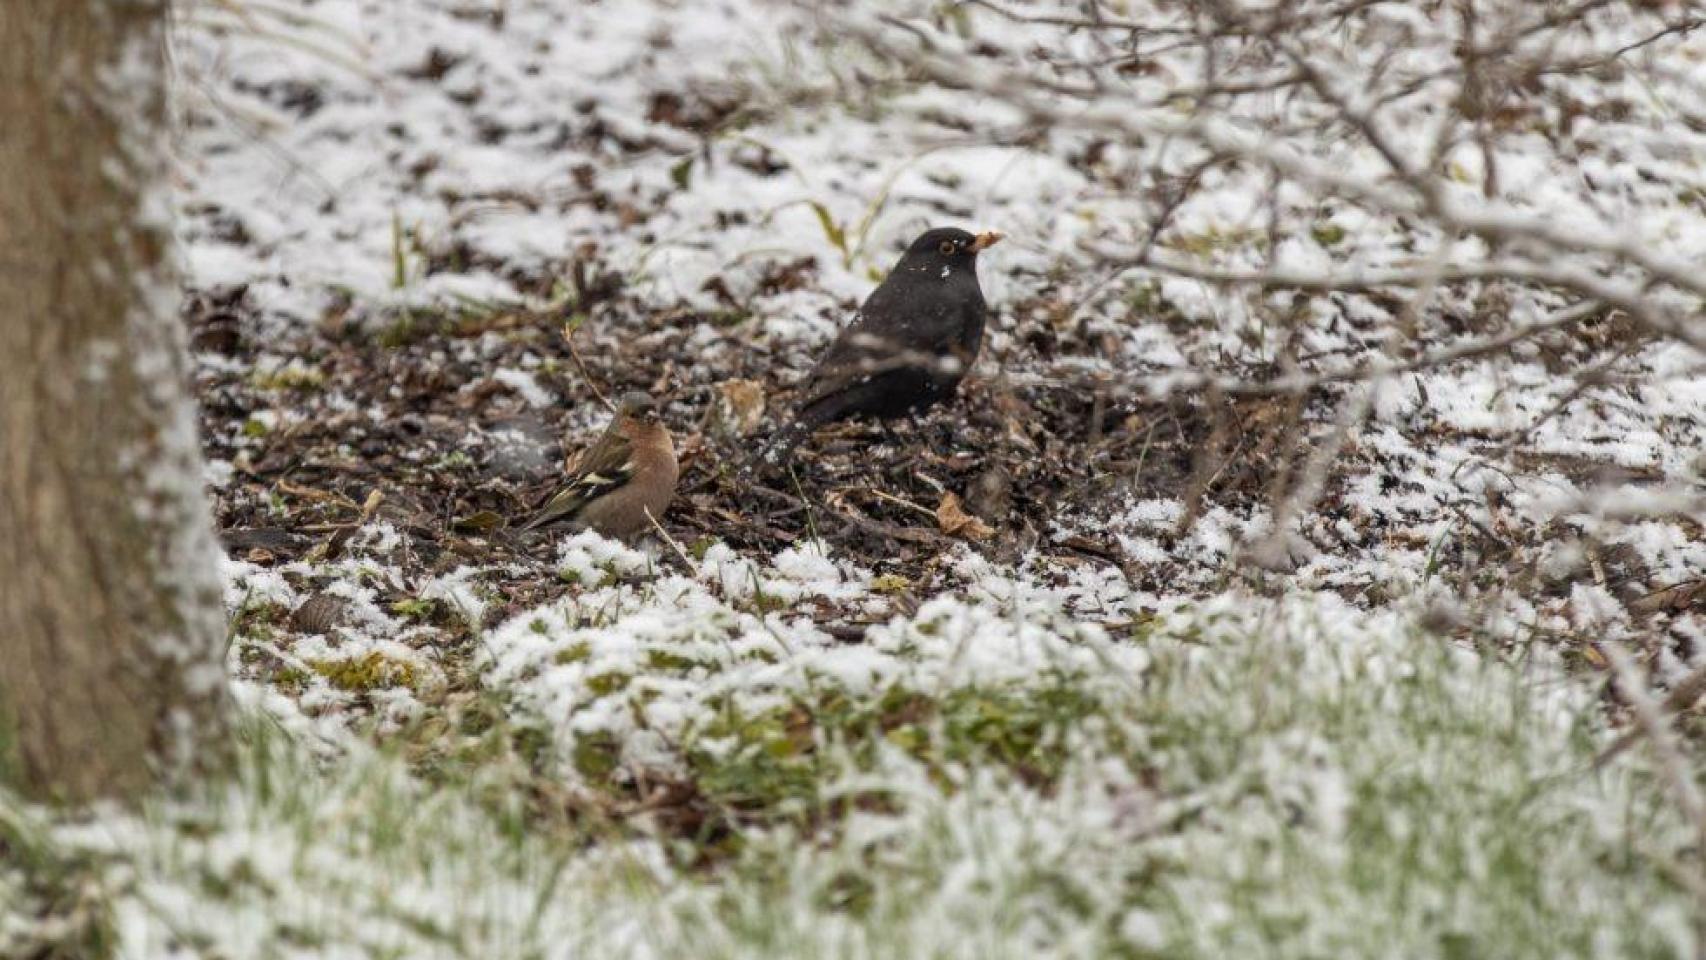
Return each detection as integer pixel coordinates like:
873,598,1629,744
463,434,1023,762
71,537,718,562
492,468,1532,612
805,0,1704,531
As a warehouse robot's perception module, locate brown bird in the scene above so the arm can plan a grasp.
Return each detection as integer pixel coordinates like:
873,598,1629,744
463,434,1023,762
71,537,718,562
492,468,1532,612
763,226,1003,464
521,392,679,541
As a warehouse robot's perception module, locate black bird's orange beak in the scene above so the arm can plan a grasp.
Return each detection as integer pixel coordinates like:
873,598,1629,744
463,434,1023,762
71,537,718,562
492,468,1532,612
969,230,1005,252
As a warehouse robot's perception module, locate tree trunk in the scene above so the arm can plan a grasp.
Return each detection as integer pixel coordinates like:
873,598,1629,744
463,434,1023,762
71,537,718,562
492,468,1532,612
0,0,228,802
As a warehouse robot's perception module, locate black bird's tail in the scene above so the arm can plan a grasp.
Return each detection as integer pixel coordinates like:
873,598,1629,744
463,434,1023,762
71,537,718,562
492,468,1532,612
744,387,864,475
748,420,810,475
747,396,844,475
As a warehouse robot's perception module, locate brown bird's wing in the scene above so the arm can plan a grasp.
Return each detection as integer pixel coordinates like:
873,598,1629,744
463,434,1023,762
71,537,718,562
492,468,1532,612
521,420,638,531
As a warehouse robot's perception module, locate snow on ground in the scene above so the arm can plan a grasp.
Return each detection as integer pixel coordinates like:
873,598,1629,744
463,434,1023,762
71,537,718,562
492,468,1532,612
5,0,1704,956
12,584,1699,959
171,0,1702,611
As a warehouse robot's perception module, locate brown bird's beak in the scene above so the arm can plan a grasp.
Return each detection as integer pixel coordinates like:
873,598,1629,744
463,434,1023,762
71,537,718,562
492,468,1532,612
969,230,1006,252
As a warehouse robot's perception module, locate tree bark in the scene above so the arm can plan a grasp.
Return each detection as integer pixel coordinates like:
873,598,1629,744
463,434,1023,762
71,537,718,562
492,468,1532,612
0,0,228,802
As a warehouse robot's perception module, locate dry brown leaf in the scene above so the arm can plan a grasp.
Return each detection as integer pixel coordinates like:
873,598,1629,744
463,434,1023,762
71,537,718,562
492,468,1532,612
711,379,767,439
359,488,385,522
936,491,994,541
291,594,351,634
1629,579,1706,615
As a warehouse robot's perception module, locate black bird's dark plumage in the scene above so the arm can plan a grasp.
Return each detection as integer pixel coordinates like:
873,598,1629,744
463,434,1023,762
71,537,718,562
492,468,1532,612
764,226,1002,463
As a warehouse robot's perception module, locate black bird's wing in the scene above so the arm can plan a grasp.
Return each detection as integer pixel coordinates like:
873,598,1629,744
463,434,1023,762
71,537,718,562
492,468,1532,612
521,422,636,530
797,284,976,423
750,252,988,470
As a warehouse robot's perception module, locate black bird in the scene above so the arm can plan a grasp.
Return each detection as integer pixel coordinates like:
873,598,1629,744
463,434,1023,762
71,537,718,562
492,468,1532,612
764,226,1003,463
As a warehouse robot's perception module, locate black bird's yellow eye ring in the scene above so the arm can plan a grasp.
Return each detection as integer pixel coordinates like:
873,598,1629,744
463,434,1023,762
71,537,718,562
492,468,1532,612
938,240,957,255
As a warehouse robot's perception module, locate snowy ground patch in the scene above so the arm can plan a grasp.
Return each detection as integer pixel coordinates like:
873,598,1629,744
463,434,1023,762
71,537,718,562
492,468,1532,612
5,592,1695,959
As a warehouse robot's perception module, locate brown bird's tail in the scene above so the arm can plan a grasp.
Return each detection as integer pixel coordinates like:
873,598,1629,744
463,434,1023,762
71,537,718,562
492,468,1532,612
517,496,577,532
517,508,562,533
518,480,599,532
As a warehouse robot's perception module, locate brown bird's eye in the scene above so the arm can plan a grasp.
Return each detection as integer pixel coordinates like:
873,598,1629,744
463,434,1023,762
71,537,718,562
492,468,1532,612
938,240,956,255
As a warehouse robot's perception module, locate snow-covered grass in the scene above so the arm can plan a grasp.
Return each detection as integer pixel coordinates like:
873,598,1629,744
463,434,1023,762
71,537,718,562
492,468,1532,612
3,586,1695,958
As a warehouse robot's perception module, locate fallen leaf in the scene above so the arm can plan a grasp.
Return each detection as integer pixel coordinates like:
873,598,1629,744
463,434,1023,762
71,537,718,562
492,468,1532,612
291,594,351,634
710,379,766,439
936,491,994,541
1629,579,1706,615
870,573,912,594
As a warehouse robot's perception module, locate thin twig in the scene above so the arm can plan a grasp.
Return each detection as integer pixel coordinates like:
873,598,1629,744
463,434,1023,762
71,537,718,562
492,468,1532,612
1601,643,1706,921
561,321,615,414
644,506,694,568
1594,658,1706,770
863,488,938,520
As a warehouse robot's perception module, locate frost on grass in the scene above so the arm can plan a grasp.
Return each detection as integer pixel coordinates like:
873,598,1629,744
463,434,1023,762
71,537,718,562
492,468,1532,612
5,594,1695,959
222,553,453,732
481,539,1140,791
